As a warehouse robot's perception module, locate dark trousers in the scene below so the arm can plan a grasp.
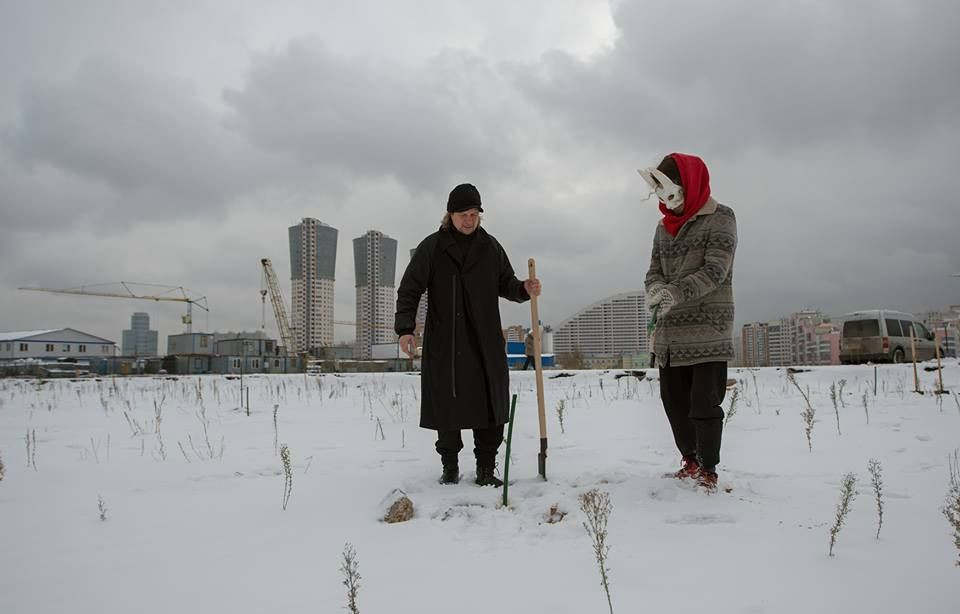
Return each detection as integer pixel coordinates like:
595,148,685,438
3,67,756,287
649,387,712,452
522,356,533,370
659,361,727,471
437,425,504,467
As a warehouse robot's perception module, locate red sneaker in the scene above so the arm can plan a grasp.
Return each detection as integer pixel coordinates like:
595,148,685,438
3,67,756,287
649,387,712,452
695,468,718,492
665,455,700,480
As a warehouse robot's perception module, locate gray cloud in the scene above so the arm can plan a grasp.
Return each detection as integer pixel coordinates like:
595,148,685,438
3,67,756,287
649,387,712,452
223,41,522,192
503,0,960,323
4,57,269,229
2,0,958,348
513,0,960,153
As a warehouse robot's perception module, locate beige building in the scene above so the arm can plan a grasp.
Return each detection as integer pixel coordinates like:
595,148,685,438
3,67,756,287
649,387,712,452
289,218,338,354
408,247,429,354
741,310,839,367
354,230,398,359
503,325,527,343
0,328,114,361
553,291,651,358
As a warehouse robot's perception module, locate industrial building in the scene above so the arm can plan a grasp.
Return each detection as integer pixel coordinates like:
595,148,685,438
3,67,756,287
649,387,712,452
0,328,115,360
164,332,301,375
0,328,116,377
505,339,556,369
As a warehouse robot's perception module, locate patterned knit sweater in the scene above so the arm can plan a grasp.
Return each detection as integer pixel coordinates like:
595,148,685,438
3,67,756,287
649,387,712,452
645,197,738,367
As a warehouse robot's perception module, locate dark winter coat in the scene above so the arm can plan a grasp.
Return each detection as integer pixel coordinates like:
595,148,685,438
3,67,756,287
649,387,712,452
395,226,529,431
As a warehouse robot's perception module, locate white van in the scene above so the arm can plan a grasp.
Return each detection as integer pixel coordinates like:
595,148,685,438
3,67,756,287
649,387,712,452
839,310,941,364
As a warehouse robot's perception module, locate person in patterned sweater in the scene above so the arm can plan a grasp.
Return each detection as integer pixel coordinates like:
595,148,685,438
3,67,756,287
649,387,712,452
639,153,738,491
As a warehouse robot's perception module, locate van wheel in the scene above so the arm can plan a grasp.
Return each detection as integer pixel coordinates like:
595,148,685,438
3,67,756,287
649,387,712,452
892,348,905,363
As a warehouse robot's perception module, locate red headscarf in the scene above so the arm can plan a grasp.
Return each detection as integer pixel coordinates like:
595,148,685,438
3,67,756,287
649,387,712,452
658,153,711,237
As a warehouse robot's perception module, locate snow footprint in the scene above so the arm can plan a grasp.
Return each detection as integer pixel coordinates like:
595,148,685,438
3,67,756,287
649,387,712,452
666,513,737,525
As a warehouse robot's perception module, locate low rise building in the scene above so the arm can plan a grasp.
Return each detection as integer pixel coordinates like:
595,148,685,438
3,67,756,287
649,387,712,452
0,328,114,361
741,311,839,367
167,332,215,356
503,325,527,343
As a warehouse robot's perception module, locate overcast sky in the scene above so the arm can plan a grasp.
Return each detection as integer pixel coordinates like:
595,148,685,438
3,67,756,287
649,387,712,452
2,0,959,347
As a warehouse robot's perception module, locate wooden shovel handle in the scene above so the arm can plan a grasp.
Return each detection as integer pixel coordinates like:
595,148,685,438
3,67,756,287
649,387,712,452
528,259,547,440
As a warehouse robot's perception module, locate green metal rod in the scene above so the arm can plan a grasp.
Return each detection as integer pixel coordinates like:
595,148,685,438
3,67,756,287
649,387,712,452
502,394,518,507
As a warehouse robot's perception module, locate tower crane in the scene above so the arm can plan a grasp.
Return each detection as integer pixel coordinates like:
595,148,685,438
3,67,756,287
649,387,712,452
260,258,397,360
18,282,208,333
260,258,296,355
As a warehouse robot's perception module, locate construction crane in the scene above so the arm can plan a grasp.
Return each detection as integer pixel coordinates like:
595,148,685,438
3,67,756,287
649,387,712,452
18,282,208,333
260,258,395,356
260,258,296,355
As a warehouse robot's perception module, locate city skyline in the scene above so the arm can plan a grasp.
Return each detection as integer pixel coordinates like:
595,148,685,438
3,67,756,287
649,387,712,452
4,200,959,357
3,294,958,368
4,261,959,357
2,2,958,348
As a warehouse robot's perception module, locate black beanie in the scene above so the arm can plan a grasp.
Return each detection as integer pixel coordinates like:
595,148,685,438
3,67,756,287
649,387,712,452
657,155,682,186
447,183,483,213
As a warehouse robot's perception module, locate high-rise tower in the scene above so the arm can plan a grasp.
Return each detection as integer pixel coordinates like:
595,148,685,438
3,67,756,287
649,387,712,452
289,218,338,354
121,312,158,357
353,230,398,359
410,247,428,353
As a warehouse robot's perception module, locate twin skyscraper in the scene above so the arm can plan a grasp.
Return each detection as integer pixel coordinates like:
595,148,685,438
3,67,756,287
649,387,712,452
288,218,397,358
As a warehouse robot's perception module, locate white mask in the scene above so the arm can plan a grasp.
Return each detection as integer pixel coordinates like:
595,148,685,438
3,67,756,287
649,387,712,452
637,167,685,211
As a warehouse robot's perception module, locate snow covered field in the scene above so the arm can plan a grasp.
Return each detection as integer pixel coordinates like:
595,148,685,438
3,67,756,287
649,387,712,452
1,363,958,614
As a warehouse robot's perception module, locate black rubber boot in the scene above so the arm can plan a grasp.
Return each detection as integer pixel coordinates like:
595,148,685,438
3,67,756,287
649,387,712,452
475,464,503,487
440,462,459,484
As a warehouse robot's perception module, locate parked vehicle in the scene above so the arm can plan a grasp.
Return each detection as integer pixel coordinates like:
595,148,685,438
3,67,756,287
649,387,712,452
840,310,942,364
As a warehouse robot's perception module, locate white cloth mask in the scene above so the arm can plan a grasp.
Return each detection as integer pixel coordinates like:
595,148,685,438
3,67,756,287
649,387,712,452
637,167,685,211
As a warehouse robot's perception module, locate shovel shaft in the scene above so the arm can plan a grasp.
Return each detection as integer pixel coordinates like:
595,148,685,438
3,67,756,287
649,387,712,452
528,258,548,480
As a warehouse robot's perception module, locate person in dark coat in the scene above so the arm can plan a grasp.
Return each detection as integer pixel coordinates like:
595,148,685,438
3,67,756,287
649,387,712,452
395,183,542,486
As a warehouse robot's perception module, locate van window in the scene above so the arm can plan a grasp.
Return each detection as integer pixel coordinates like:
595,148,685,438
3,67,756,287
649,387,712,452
843,319,880,337
899,320,914,338
885,319,903,336
915,323,931,339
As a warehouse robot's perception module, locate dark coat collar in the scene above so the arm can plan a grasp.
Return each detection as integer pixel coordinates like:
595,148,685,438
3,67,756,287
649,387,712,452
437,225,491,272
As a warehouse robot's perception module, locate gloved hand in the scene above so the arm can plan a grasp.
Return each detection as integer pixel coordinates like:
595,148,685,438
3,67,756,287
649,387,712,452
646,284,665,308
651,286,677,317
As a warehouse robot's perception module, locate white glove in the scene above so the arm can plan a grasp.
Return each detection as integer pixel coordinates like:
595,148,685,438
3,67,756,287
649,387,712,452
646,284,665,308
655,288,675,316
